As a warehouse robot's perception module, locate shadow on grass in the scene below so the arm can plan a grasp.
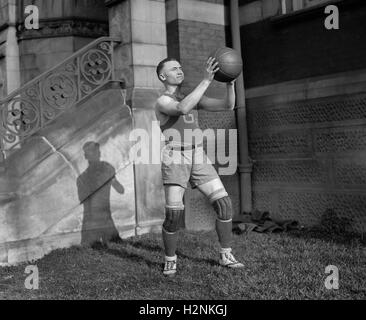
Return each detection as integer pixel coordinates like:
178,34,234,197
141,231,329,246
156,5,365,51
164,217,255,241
175,251,218,267
114,237,219,267
122,238,162,253
91,241,162,269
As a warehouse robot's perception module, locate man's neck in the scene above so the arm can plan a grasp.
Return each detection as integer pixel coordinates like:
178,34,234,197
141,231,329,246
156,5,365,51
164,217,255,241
164,84,180,96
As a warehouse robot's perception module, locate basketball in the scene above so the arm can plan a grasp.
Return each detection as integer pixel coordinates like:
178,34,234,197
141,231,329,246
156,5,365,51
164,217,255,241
210,47,243,82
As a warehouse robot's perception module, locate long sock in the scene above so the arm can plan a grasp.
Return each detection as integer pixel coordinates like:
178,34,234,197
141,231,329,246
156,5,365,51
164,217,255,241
162,228,178,257
215,219,232,249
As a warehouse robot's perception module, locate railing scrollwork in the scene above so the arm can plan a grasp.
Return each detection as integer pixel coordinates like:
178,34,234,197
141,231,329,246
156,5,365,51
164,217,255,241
0,37,121,157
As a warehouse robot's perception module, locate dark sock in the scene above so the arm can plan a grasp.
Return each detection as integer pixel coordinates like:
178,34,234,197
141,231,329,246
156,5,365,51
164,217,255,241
162,228,178,257
215,219,232,249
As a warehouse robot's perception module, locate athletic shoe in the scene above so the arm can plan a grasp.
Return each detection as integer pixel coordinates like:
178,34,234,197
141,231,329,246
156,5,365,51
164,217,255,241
219,250,244,268
163,255,177,276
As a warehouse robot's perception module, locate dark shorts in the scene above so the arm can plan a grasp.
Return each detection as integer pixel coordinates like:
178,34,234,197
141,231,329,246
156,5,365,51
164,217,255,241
161,145,219,189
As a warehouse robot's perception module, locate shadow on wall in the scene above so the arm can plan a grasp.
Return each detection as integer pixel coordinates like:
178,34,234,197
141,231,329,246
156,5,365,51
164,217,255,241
76,141,125,246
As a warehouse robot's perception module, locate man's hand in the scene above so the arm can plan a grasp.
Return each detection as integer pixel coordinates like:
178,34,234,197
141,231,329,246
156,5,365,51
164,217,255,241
204,57,219,82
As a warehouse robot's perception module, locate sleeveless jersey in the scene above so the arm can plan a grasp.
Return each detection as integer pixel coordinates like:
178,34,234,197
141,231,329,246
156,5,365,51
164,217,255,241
157,93,202,146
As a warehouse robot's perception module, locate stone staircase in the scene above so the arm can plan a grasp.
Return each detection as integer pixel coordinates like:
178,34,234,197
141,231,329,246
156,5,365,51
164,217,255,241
0,37,165,265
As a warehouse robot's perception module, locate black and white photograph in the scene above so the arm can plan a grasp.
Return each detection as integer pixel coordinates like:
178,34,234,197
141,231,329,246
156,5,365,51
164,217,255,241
0,0,365,307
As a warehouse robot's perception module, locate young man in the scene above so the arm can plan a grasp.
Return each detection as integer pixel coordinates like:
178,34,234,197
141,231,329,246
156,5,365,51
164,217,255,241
155,57,244,276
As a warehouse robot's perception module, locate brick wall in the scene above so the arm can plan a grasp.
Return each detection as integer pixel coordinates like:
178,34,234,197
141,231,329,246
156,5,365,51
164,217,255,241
240,0,366,88
172,19,228,97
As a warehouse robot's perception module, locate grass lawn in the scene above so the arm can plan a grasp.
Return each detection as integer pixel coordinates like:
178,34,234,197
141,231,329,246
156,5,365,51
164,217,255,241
0,229,365,300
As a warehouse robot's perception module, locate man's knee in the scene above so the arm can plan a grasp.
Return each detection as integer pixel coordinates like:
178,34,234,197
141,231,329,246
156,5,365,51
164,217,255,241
208,189,232,221
163,203,184,233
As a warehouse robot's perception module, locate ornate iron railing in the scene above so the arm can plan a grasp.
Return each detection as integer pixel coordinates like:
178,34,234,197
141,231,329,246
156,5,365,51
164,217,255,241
0,37,121,158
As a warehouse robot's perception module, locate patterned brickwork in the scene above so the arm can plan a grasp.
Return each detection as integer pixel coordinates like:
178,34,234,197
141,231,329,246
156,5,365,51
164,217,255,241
252,191,272,212
250,127,366,157
314,127,366,154
249,131,311,156
252,160,328,185
248,94,366,131
249,89,366,233
278,192,328,223
198,110,236,130
334,159,366,187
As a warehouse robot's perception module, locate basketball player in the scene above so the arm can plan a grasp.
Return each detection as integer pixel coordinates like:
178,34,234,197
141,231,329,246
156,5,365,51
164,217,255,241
155,57,244,276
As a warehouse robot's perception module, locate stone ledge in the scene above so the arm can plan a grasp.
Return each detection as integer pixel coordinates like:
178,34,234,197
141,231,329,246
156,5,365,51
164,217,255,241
246,68,366,102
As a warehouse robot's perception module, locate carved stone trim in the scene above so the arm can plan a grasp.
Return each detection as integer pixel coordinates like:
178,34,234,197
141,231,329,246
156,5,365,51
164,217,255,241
17,19,109,40
0,38,119,154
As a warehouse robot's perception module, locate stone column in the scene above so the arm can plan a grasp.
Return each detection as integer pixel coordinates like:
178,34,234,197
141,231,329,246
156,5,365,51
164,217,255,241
0,0,21,97
0,0,21,159
106,0,167,235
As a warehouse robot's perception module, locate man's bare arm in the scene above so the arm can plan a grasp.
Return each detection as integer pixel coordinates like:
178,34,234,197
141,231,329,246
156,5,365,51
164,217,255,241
156,79,212,116
112,177,124,194
198,81,236,112
156,57,219,116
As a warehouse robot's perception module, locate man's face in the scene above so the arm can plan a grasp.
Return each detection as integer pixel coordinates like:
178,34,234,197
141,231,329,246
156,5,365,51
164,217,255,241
160,60,184,85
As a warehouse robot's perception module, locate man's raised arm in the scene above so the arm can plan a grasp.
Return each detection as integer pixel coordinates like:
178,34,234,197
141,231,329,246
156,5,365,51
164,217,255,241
197,81,236,112
156,58,219,116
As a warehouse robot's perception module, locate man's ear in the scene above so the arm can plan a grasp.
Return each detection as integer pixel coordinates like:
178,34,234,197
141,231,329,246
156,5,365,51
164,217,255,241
159,73,166,81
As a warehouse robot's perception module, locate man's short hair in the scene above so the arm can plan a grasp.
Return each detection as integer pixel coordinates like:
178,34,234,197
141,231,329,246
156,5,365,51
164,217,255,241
156,57,179,81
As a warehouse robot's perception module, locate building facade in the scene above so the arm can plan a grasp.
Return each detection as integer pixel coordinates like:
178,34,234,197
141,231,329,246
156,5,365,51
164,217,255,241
241,0,366,232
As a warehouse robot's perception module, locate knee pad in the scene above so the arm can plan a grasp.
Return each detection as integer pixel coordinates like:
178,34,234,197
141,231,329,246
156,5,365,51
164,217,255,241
163,204,184,233
208,188,228,204
212,195,232,221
